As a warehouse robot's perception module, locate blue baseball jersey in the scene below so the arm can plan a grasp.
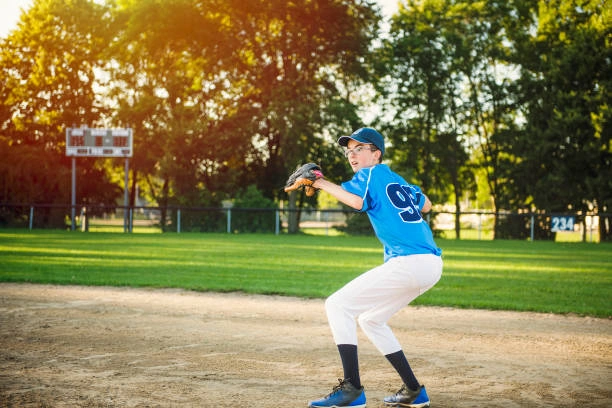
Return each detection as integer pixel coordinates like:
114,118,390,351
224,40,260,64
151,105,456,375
341,164,442,262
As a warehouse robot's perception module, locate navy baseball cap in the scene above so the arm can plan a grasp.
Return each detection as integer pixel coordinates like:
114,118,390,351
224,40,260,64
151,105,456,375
337,127,385,155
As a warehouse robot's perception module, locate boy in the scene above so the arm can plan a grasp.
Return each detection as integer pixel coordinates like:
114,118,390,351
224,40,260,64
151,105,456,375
307,128,442,407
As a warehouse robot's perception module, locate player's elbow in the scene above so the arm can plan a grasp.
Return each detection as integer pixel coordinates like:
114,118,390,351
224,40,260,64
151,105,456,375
347,196,363,211
421,197,432,213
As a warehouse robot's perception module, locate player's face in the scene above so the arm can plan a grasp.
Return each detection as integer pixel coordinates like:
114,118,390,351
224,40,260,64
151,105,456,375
345,140,381,172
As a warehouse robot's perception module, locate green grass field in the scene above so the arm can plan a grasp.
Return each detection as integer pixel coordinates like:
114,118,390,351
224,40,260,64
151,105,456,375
0,230,610,317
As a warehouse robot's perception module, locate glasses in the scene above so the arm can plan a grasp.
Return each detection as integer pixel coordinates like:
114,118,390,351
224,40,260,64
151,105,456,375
344,145,378,158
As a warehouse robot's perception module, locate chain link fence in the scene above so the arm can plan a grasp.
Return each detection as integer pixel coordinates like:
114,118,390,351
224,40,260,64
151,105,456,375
0,204,606,242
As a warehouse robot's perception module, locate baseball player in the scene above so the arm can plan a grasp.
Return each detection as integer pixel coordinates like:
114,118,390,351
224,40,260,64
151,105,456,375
285,128,442,407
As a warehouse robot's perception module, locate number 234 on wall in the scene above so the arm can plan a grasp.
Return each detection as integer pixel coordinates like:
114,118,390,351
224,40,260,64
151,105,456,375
551,216,575,232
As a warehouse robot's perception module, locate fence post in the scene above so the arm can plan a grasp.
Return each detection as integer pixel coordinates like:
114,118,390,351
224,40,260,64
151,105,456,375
530,214,535,241
123,158,129,233
80,207,86,232
275,209,280,235
71,157,76,231
324,210,329,236
226,208,231,233
177,209,181,233
29,206,34,230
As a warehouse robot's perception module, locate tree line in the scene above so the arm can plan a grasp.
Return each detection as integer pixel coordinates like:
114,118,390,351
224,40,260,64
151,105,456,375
0,0,610,240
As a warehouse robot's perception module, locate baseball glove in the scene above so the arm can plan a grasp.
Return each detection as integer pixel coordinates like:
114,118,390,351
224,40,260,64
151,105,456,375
284,163,324,197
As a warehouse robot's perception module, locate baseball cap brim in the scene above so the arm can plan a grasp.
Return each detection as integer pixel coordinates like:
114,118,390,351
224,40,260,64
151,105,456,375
337,127,385,154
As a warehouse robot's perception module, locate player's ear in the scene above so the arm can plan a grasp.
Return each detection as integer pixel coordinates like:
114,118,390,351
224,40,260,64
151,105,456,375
374,150,382,163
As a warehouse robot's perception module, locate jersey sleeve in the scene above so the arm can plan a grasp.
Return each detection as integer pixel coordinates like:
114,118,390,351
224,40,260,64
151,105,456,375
340,168,373,212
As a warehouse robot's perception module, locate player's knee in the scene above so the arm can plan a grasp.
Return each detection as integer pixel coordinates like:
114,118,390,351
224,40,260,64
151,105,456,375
357,312,383,331
357,313,370,328
325,292,350,317
325,294,340,313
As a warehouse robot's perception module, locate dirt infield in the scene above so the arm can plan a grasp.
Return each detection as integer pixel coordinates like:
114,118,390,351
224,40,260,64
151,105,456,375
1,283,610,408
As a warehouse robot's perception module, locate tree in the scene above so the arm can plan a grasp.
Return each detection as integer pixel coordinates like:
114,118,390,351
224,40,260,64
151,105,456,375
374,0,475,237
447,0,524,238
106,0,243,229
224,0,380,198
106,0,379,232
0,0,118,227
509,0,611,240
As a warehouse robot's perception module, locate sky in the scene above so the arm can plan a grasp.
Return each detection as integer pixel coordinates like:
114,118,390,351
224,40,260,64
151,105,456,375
0,0,32,38
0,0,399,38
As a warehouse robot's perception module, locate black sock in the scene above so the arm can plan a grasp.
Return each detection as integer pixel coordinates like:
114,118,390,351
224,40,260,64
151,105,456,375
337,344,361,389
385,350,420,391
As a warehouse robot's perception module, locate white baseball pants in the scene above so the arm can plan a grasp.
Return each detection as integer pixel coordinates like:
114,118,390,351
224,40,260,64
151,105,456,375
325,253,442,355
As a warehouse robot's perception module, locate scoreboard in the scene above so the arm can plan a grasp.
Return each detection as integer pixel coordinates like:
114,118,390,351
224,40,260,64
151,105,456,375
66,127,133,157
